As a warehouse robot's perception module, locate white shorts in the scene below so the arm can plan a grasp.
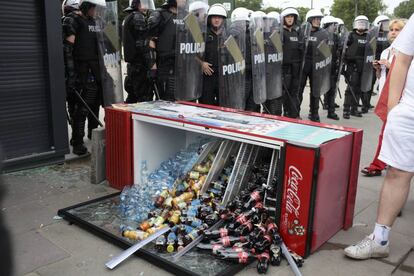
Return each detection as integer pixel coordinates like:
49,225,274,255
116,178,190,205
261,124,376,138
379,103,414,172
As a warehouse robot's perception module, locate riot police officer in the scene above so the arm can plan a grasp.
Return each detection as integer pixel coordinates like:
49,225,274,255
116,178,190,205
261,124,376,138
280,7,302,118
150,0,181,101
199,4,227,105
299,9,325,122
62,0,106,155
321,15,340,120
62,0,81,126
343,15,369,119
122,0,157,103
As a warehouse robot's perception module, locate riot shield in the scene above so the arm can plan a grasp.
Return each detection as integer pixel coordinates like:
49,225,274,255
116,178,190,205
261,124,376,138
360,26,379,93
96,0,124,106
249,16,267,104
311,29,332,97
175,0,208,101
219,20,247,109
264,16,283,100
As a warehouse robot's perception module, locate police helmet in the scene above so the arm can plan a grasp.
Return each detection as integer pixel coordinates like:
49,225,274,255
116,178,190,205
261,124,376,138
335,17,344,25
374,15,390,31
321,15,336,28
79,0,106,7
231,7,250,22
62,0,80,15
305,9,323,23
189,1,209,14
207,4,227,18
267,11,281,24
353,15,369,30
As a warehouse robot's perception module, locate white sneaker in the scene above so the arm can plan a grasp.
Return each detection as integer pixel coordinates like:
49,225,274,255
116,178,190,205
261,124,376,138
344,236,389,260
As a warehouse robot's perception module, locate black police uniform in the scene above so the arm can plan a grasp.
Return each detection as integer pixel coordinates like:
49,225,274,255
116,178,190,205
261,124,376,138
123,9,157,103
343,30,367,118
299,27,322,122
200,27,221,105
62,11,103,154
280,25,302,118
323,28,340,119
152,7,178,101
62,11,78,125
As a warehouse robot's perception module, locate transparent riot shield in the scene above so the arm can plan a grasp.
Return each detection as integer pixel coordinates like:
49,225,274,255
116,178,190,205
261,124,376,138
311,29,332,97
175,0,208,101
264,16,283,100
360,26,379,93
96,0,124,106
249,16,267,104
219,20,247,109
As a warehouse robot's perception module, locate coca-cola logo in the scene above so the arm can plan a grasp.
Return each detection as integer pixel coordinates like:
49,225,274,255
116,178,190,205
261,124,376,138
286,166,303,218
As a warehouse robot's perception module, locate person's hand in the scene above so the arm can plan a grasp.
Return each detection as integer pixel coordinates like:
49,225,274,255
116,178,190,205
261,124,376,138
202,62,214,76
372,60,380,70
378,59,391,69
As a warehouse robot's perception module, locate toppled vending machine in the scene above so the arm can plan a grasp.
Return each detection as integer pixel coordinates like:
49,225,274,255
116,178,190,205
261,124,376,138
58,101,362,275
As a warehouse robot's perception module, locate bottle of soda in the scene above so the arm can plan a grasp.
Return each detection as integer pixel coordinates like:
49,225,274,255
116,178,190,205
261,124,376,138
177,224,195,235
176,233,185,251
256,251,270,274
249,224,267,242
269,244,281,266
228,208,259,230
243,188,264,210
166,232,177,253
122,230,148,241
154,189,170,208
196,241,220,251
155,234,166,252
234,221,254,236
182,229,203,246
266,222,278,236
220,236,248,247
254,234,273,253
168,210,181,225
203,228,233,241
216,250,256,264
204,213,219,226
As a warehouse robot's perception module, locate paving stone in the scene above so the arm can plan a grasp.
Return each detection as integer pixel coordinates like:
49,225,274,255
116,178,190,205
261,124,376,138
3,200,56,235
329,202,414,265
13,230,69,276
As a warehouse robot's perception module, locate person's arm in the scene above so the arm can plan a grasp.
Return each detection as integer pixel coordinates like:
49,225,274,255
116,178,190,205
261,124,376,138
387,52,413,112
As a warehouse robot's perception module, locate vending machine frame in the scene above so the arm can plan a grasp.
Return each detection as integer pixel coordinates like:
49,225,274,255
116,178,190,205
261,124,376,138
59,101,362,275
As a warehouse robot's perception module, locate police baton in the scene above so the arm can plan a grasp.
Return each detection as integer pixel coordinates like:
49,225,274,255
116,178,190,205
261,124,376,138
343,75,359,105
72,88,104,127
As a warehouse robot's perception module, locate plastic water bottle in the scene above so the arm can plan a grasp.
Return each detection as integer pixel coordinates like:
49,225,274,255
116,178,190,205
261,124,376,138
140,160,149,187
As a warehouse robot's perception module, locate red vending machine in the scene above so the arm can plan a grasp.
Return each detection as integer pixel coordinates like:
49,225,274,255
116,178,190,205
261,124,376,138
105,101,363,258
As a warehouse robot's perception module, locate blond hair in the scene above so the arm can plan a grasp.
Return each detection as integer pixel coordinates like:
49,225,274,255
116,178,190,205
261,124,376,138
388,19,407,41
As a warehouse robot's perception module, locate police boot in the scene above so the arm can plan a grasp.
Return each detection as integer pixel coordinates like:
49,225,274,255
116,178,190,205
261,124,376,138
72,108,88,156
350,108,363,117
343,107,351,119
308,113,320,123
327,112,340,120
